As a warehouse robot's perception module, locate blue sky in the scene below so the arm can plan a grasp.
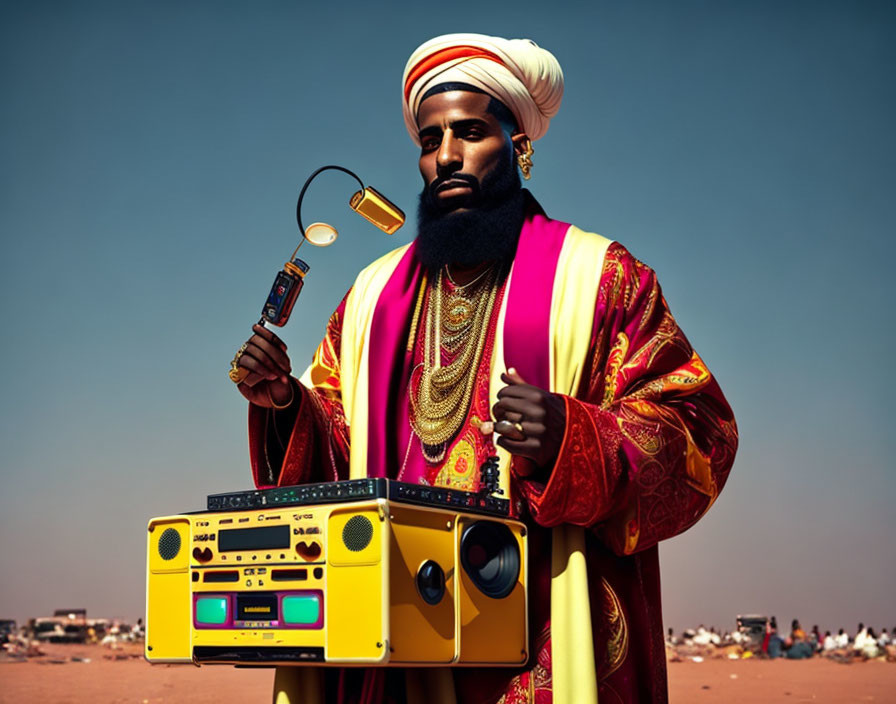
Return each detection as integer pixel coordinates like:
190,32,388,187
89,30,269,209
1,1,893,634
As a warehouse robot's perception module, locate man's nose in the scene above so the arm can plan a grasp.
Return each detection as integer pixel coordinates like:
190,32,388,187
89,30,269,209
436,132,462,174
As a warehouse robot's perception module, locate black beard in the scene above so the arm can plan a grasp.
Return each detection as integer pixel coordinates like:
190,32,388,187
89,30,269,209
415,161,525,271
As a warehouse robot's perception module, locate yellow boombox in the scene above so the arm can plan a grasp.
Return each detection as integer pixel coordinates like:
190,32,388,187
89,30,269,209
145,477,527,667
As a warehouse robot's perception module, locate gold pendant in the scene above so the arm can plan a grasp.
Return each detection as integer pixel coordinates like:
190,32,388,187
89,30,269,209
445,295,474,329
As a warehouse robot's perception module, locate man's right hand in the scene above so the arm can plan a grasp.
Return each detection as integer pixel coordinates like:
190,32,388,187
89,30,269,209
233,323,295,408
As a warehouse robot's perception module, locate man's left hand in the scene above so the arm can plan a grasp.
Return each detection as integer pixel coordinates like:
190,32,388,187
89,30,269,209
486,368,567,474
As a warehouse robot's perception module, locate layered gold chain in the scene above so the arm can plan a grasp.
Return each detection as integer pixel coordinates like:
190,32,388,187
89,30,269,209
410,265,500,452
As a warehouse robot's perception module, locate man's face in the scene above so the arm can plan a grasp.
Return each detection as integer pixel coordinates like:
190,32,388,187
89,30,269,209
417,91,514,212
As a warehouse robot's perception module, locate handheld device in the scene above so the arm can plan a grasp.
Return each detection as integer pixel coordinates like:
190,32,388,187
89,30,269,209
261,166,405,328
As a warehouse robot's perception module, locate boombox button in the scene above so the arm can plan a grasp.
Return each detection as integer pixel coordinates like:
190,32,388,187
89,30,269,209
246,579,252,587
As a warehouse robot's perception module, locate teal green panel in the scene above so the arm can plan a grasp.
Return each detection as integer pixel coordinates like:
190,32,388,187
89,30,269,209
282,595,320,625
195,597,228,625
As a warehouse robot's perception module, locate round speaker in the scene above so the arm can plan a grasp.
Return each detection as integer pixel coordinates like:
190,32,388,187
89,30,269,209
460,521,520,599
342,515,373,552
416,560,446,605
157,527,182,561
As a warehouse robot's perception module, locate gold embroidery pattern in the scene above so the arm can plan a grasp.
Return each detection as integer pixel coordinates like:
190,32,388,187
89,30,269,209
617,404,664,456
636,281,658,332
608,259,624,307
601,332,629,409
308,307,343,400
600,577,629,679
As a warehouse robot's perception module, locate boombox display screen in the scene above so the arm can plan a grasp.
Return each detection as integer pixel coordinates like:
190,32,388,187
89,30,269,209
146,479,527,667
218,525,290,552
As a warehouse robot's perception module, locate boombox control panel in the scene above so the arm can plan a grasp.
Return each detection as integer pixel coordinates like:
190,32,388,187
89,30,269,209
207,477,509,517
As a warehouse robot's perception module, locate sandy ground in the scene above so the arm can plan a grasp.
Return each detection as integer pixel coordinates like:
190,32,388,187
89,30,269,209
1,643,894,703
668,657,894,703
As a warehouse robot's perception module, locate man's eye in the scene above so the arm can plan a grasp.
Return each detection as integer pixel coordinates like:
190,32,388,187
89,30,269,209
421,138,440,151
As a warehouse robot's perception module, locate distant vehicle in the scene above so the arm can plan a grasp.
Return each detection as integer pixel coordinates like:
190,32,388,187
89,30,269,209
736,614,768,651
32,617,66,643
0,619,16,640
53,609,87,620
32,610,89,644
61,622,89,642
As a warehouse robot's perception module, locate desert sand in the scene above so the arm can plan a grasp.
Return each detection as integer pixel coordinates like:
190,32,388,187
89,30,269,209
2,643,894,703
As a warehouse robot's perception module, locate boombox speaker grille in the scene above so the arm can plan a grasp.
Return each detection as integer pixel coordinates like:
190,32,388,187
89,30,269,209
342,515,373,552
157,527,182,561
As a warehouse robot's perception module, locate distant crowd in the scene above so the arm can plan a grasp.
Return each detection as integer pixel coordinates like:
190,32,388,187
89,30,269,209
666,618,896,663
759,619,893,660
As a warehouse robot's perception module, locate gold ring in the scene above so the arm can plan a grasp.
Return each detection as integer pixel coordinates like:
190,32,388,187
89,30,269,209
512,421,525,435
229,343,249,384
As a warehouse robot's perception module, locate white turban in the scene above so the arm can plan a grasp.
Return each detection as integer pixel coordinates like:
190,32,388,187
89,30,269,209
402,33,564,145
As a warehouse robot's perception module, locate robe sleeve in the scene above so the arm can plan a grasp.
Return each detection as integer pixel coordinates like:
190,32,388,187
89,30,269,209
248,292,352,488
514,243,738,555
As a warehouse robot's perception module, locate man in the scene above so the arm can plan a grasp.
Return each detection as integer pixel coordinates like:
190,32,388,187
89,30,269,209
835,627,849,650
231,33,737,704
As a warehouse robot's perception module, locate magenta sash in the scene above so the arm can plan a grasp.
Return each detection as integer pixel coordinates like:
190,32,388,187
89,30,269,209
502,213,571,391
366,242,424,478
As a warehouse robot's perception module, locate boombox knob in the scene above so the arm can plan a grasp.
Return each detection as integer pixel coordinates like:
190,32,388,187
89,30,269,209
192,546,213,563
296,540,322,561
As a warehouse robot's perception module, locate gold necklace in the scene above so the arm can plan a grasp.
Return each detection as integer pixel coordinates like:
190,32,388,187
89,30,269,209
410,265,500,457
445,264,493,290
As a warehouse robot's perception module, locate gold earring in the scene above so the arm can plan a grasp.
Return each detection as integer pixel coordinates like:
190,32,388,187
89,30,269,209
517,141,534,180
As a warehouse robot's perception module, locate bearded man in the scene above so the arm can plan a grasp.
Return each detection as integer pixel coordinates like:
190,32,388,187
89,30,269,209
231,33,737,704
